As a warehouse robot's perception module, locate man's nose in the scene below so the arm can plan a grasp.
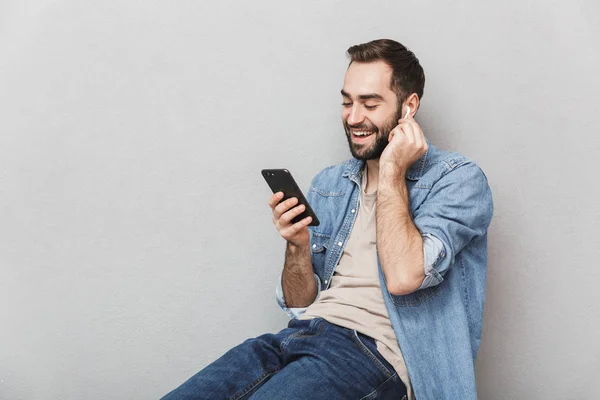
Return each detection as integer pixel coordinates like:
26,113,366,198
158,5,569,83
347,105,365,126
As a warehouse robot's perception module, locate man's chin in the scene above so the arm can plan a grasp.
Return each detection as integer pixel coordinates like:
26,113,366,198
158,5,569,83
350,147,379,161
346,132,386,160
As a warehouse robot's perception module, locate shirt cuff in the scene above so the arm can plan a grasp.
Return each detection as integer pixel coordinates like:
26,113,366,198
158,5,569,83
275,271,321,319
418,233,446,290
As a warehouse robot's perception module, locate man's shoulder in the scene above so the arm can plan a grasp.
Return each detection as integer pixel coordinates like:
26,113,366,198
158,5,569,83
423,144,489,185
426,144,471,171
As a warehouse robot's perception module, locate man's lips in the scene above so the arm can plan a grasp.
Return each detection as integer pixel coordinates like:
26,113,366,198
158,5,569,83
351,130,375,142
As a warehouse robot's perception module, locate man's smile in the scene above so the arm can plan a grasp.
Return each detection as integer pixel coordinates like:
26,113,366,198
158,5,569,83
351,130,376,142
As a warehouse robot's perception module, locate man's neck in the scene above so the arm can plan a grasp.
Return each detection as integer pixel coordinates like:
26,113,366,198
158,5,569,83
364,159,380,194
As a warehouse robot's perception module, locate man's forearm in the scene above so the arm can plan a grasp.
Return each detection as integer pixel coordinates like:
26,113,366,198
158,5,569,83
377,170,425,295
281,242,317,308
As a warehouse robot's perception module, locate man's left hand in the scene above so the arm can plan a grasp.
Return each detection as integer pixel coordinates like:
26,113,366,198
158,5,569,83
379,117,428,177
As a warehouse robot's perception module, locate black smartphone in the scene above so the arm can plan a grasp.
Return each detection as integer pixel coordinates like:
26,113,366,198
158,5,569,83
261,169,320,227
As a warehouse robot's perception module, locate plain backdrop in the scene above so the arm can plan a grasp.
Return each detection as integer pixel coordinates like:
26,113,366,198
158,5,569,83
1,1,599,399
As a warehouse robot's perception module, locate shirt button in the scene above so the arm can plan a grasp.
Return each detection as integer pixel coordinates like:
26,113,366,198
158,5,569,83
325,280,328,284
338,241,342,246
312,244,317,249
351,209,355,213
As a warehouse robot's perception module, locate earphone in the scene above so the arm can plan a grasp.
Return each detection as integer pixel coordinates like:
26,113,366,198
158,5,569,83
404,106,411,119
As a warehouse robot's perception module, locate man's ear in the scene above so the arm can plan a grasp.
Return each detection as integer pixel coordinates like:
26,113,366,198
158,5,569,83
405,93,420,117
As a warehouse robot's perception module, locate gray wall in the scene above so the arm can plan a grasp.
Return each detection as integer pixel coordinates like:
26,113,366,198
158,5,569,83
1,1,598,399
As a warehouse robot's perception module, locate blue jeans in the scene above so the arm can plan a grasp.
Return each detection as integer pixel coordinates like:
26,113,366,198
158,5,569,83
162,317,407,399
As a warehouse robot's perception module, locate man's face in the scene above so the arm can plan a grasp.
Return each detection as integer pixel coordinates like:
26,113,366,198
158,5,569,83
341,60,401,160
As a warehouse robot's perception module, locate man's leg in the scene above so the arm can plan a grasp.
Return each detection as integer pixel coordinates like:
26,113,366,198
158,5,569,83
161,319,314,400
250,318,407,400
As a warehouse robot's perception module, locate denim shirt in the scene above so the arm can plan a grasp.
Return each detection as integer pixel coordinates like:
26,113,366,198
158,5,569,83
275,141,494,400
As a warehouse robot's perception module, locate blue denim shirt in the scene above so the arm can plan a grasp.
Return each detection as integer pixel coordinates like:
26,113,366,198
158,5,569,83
275,141,493,400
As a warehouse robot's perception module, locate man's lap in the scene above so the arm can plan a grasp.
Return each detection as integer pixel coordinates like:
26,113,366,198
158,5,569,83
161,317,407,399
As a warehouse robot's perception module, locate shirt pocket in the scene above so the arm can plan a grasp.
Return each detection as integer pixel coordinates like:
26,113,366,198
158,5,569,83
310,231,330,272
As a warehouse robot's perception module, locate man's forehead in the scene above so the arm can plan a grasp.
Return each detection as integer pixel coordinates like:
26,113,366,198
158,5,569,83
342,60,394,97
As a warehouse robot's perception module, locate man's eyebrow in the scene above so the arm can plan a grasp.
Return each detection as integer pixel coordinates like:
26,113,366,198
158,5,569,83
340,90,384,101
357,93,384,101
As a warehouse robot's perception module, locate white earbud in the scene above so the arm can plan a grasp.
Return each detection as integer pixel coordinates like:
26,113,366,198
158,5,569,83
404,106,411,119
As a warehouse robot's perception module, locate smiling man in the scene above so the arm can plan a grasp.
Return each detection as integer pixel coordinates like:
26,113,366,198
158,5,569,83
162,39,493,400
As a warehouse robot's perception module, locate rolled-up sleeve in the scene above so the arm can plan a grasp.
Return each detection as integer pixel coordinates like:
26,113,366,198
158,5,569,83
414,162,494,289
275,272,321,319
418,233,446,289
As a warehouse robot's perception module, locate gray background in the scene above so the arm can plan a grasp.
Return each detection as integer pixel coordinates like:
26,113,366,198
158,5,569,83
1,1,598,399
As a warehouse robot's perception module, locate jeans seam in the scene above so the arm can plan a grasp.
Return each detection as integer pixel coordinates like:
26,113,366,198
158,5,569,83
280,319,324,351
351,330,392,378
359,372,400,400
294,319,325,338
280,331,304,352
230,368,280,400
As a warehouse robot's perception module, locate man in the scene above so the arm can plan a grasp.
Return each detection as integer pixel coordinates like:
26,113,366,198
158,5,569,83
162,39,493,400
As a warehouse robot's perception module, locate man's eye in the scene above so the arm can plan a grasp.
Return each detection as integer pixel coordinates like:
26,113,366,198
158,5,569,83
341,102,352,107
364,105,378,110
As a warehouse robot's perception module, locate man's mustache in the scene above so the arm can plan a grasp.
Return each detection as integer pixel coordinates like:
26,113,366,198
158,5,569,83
345,122,379,132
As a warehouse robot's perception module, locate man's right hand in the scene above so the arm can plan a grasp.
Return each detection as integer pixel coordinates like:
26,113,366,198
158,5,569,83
268,192,312,248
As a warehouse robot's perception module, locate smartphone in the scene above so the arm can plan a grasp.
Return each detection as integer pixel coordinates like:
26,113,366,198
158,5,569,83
261,169,320,226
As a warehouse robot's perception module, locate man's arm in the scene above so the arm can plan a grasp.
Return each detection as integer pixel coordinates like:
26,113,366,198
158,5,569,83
376,171,425,295
281,242,317,307
376,113,429,295
376,115,493,296
268,192,318,313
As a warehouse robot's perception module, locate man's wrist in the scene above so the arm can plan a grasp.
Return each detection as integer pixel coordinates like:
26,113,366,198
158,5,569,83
379,162,407,179
379,166,407,191
287,241,310,253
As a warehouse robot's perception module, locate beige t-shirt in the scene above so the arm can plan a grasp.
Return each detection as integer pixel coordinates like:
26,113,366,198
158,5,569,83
299,165,412,398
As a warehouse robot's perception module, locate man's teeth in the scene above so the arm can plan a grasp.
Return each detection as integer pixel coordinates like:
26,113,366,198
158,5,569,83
353,131,373,136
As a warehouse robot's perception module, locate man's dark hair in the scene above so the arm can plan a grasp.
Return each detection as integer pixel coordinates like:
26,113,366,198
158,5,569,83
347,39,425,109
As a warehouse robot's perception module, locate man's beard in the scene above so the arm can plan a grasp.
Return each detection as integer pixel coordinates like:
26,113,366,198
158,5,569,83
343,109,403,160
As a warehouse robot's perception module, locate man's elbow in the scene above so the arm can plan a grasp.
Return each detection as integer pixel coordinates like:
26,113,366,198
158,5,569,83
386,275,423,296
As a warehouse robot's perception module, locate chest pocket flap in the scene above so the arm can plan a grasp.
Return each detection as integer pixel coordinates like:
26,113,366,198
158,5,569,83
310,231,330,271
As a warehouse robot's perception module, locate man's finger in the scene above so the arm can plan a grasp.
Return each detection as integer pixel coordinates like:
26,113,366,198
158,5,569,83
268,192,284,209
281,216,312,237
273,197,298,219
400,122,416,143
280,204,306,224
388,126,401,142
397,118,417,125
414,129,426,149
